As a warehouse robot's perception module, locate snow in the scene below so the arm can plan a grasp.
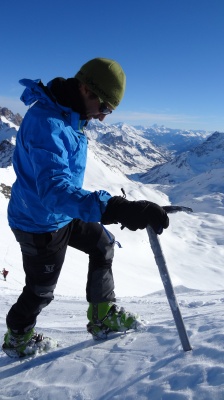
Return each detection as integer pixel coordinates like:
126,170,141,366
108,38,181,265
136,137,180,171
1,125,224,398
1,288,224,400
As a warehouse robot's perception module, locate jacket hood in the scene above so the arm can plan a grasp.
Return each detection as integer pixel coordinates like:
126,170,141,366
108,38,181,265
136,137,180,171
19,78,87,130
19,78,87,119
19,79,53,107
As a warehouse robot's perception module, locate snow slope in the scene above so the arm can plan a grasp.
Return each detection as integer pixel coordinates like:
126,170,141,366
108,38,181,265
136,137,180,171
1,285,224,400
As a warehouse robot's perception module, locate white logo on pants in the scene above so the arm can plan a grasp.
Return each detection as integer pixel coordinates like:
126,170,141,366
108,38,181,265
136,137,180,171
44,264,55,273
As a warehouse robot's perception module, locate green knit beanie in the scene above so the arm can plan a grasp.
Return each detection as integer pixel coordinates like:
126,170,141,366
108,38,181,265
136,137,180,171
75,58,126,109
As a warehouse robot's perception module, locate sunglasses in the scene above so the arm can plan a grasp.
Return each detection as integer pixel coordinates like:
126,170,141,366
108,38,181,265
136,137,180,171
98,97,112,115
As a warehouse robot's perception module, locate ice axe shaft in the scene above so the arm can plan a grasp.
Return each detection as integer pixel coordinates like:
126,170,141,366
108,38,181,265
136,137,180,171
147,205,192,352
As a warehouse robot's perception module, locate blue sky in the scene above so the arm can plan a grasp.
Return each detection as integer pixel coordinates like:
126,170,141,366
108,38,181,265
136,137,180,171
1,0,224,131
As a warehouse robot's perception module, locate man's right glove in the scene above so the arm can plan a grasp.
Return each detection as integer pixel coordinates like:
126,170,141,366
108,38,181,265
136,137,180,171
101,196,169,234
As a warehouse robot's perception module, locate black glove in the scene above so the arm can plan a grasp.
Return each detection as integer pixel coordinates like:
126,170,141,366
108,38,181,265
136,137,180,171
101,196,169,234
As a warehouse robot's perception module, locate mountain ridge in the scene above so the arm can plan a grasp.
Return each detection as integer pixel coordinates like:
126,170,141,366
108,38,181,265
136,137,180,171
1,108,222,217
0,107,22,126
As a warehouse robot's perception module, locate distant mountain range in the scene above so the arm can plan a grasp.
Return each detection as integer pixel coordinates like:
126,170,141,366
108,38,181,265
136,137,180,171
140,131,224,185
0,107,223,215
0,109,212,174
85,120,211,175
133,124,210,153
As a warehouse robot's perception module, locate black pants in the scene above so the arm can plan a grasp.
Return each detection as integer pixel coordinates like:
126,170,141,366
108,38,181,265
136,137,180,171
7,220,115,333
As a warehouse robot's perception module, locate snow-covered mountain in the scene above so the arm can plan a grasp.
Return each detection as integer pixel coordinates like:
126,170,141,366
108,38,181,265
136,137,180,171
140,132,224,214
0,115,18,144
86,121,170,174
135,124,211,154
85,121,212,175
0,115,18,198
1,110,224,399
0,106,22,126
141,131,224,184
0,111,212,181
0,111,221,215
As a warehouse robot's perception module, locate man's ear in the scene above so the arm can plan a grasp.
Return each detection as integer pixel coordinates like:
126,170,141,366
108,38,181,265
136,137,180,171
79,83,90,96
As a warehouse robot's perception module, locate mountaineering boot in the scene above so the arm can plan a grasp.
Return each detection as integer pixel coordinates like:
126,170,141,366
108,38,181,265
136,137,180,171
87,302,140,339
2,328,57,358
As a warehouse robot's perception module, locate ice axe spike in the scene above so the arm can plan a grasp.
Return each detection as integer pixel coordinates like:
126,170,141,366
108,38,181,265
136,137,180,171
147,205,193,352
163,205,193,214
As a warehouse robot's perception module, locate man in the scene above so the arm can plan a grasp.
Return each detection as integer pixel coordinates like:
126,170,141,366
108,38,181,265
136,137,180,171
1,268,9,281
2,58,169,357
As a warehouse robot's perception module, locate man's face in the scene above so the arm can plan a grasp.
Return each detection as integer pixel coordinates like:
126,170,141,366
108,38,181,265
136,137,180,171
80,84,113,121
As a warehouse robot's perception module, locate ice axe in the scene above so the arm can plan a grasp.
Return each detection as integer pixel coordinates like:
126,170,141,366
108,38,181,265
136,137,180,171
147,205,193,352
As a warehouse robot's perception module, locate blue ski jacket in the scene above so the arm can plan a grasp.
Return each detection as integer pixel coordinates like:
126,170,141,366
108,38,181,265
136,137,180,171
8,79,112,232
